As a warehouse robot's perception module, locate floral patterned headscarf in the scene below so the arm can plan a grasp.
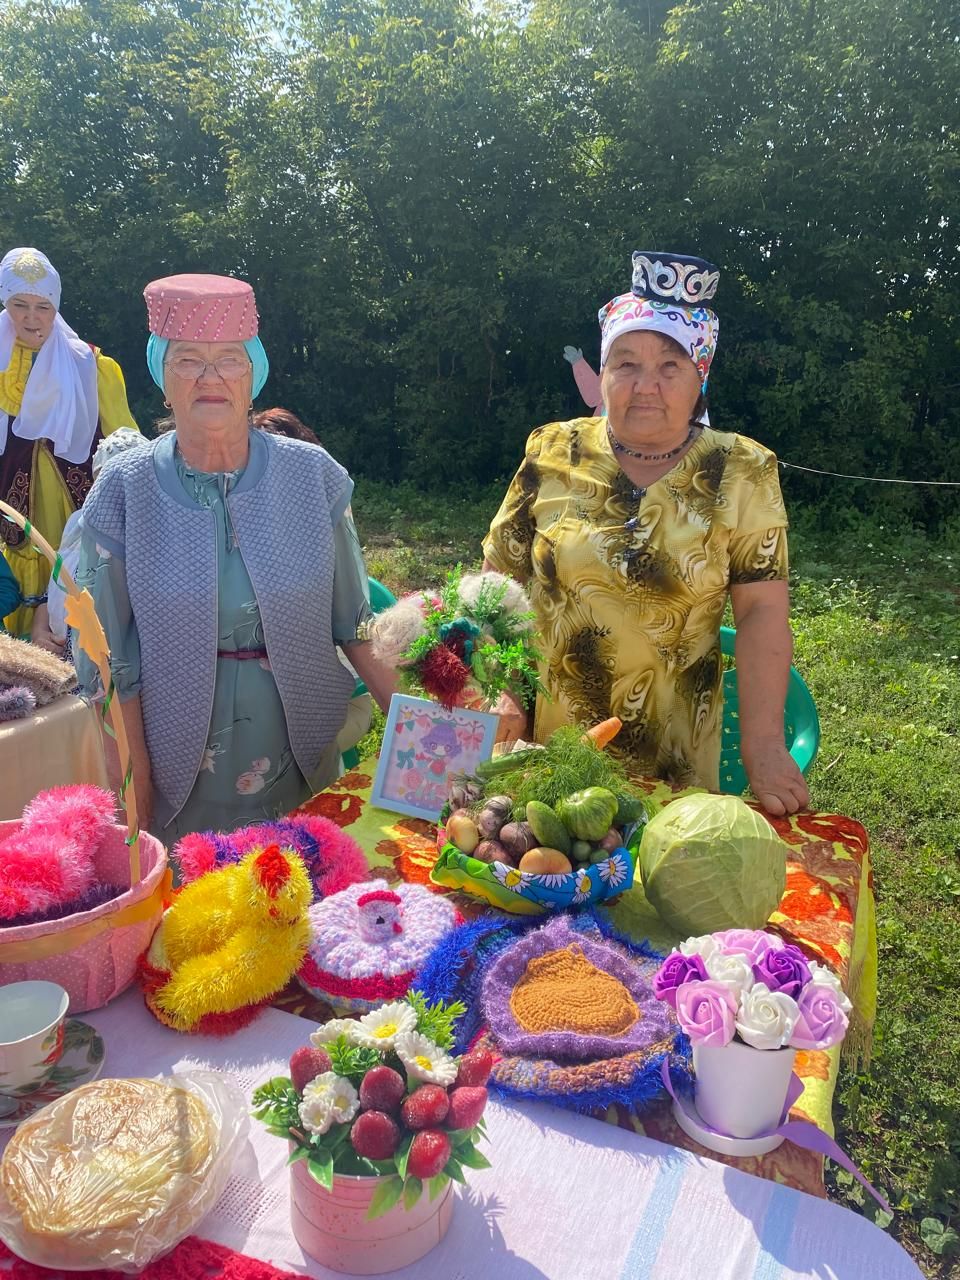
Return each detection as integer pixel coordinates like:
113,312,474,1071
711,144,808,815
598,252,720,405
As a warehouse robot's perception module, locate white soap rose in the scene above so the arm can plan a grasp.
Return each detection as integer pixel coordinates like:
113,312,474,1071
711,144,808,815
736,982,800,1051
678,934,720,962
704,950,755,1000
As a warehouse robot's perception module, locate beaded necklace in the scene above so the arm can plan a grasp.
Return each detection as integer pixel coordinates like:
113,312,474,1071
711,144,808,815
606,421,698,462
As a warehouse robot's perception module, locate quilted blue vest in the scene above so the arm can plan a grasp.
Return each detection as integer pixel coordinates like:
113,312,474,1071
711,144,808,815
82,429,355,817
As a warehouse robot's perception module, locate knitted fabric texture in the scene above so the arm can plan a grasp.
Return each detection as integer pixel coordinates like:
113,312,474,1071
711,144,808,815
174,815,368,902
414,910,689,1114
81,430,354,814
0,633,76,705
0,1236,304,1280
485,914,670,1060
299,877,461,1010
510,949,637,1036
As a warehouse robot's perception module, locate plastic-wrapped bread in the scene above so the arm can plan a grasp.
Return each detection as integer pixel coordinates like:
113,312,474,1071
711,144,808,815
0,1073,246,1271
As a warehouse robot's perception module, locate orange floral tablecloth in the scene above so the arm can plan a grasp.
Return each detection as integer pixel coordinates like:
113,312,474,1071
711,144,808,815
276,765,877,1200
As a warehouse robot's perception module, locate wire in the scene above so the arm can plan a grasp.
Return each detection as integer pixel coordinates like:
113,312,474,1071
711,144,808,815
778,460,960,488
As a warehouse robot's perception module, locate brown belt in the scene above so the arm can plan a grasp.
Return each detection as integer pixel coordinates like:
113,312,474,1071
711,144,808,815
217,649,268,660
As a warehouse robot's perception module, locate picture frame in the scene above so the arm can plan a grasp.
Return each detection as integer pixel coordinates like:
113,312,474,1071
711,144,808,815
370,694,499,821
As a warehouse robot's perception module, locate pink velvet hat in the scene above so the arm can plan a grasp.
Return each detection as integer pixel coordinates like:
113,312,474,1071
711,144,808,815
143,273,259,342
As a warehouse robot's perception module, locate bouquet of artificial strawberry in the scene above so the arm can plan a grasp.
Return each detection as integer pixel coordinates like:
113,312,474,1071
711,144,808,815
252,992,492,1219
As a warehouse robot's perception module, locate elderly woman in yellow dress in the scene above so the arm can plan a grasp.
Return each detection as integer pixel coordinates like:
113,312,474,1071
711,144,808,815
0,247,139,639
78,273,396,842
484,251,808,816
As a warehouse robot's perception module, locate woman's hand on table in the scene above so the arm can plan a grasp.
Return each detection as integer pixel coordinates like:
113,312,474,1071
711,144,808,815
742,737,809,816
492,689,529,747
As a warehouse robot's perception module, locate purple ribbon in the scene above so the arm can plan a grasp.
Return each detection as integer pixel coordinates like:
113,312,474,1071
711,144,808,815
660,1059,891,1215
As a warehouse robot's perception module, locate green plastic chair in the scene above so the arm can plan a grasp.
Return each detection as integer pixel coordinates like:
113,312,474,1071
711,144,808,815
718,624,820,795
341,578,397,770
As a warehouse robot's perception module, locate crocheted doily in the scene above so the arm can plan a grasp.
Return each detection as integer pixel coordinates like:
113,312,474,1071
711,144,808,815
298,878,461,1010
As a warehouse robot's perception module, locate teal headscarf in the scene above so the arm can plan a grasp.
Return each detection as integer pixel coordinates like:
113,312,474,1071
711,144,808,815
146,333,269,398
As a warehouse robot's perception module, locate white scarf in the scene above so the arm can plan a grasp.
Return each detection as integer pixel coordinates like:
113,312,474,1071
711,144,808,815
0,247,99,465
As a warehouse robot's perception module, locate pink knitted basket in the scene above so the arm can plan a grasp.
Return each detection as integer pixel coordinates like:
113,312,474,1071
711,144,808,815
0,822,169,1014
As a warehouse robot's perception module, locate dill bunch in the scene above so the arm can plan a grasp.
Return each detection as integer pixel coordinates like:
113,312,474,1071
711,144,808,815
490,724,648,811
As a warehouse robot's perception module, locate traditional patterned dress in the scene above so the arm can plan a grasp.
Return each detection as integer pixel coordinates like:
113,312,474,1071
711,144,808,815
0,339,138,636
483,418,789,788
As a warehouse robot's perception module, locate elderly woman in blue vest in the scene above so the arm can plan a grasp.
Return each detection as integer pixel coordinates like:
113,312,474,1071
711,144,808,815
77,273,396,842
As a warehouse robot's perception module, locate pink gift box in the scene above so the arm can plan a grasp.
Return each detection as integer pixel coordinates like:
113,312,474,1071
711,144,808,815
0,823,169,1014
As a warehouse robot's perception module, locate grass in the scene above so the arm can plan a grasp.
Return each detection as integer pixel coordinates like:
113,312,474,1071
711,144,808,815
351,483,960,1277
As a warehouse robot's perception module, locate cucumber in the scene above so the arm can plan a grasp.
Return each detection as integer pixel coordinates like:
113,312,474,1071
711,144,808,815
525,801,571,855
614,792,646,827
475,748,541,780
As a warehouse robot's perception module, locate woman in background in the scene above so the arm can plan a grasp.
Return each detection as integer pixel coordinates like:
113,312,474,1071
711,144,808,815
0,247,138,637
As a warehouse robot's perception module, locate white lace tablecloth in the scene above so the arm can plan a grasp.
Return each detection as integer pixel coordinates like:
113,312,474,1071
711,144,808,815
6,991,921,1280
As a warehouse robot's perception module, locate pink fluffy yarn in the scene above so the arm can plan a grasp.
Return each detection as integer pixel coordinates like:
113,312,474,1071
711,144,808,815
22,785,117,849
176,832,219,882
0,832,69,919
296,815,369,897
0,785,116,922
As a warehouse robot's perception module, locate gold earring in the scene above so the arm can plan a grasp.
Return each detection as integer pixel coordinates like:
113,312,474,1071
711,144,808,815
163,400,171,409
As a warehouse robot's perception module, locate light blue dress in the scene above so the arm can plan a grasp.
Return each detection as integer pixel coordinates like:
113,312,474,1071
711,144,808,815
76,449,370,842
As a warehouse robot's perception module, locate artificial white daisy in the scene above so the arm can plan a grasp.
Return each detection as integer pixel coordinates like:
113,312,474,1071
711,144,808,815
353,1000,418,1050
491,863,531,894
299,1072,359,1135
537,873,572,889
596,854,628,888
572,868,593,903
394,1031,458,1087
310,1017,360,1047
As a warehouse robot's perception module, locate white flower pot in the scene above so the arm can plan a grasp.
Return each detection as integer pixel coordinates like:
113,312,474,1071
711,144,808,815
693,1039,797,1140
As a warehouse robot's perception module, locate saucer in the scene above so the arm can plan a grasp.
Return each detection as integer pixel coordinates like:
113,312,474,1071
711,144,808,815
0,1019,105,1130
672,1092,784,1158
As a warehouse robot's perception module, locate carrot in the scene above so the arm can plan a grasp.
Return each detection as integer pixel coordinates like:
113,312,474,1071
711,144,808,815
583,717,623,750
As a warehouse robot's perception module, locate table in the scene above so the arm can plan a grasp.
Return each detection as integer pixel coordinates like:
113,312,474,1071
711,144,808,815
0,694,108,821
287,764,878,1200
0,990,916,1280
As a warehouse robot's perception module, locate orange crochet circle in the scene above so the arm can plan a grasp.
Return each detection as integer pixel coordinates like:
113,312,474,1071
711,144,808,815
509,944,639,1036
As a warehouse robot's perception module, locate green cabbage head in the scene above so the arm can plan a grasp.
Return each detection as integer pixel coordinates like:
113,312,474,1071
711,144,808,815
638,794,787,935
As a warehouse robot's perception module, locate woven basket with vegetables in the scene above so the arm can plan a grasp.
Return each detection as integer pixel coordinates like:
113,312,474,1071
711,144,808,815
431,719,653,914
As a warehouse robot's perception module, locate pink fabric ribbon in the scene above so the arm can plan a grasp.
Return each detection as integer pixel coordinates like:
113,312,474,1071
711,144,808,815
660,1058,891,1214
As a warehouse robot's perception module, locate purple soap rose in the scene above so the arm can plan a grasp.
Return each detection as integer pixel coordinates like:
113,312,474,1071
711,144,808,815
674,980,737,1048
752,943,811,999
653,952,709,1009
714,928,783,967
790,983,849,1051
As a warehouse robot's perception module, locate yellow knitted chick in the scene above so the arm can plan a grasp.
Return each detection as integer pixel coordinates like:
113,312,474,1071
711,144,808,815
142,844,312,1033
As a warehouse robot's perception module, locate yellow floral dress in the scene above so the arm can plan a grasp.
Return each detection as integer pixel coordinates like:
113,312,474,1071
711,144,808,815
483,417,789,788
0,339,138,636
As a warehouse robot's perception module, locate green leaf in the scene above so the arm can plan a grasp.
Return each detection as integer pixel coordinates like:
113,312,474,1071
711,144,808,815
366,1176,405,1221
455,1145,492,1170
395,1131,415,1181
428,1174,450,1202
287,1145,309,1166
307,1151,334,1191
444,1157,467,1184
920,1218,959,1257
403,1176,424,1211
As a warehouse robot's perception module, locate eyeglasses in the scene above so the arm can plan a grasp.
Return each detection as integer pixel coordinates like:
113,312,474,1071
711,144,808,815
165,355,252,381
